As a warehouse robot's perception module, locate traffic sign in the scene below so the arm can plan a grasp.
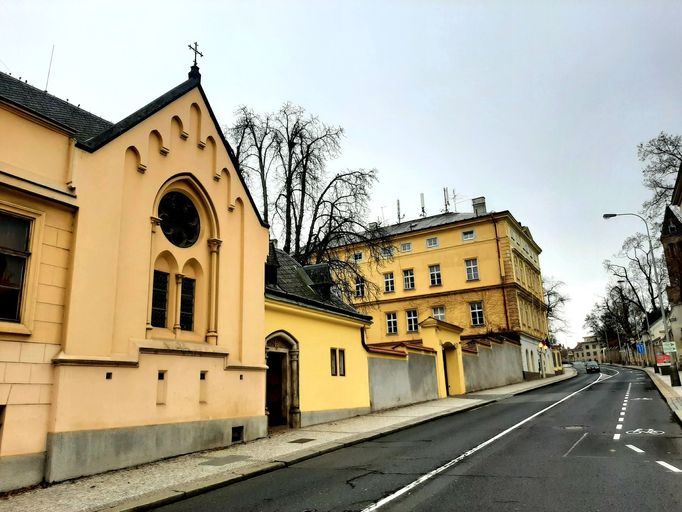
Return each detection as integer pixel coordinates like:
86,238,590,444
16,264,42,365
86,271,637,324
662,341,677,354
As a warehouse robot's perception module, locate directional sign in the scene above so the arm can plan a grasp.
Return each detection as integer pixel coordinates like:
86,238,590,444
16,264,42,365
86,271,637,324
662,341,677,354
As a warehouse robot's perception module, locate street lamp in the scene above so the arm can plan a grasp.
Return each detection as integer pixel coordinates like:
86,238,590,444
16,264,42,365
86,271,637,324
603,212,680,386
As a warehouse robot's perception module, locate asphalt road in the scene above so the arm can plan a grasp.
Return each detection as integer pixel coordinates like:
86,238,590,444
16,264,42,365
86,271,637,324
156,366,682,511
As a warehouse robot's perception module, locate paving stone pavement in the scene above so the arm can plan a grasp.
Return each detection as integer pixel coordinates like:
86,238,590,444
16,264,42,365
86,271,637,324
0,370,577,512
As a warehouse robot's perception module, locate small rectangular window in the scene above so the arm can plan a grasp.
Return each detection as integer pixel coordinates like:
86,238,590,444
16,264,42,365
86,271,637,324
381,246,394,258
400,242,412,252
465,258,479,281
0,212,31,323
339,349,346,376
426,237,439,248
199,371,207,403
353,251,363,262
403,269,415,290
157,370,167,404
180,277,195,330
386,312,397,334
151,270,169,328
470,302,484,326
432,306,445,321
330,348,338,376
462,230,475,241
406,309,419,332
355,277,365,298
384,272,395,293
429,264,442,286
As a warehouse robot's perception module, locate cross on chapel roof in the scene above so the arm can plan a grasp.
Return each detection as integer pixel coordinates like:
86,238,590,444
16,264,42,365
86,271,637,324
187,42,203,80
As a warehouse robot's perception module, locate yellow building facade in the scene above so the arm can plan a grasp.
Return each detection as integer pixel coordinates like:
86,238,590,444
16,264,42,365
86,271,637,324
342,199,551,388
0,66,269,489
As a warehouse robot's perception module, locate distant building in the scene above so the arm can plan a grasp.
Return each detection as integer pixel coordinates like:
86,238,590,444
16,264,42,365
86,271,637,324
334,197,553,393
571,336,605,363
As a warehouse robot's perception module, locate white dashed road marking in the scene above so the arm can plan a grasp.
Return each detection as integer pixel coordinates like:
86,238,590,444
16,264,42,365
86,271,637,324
656,461,682,473
613,434,621,440
626,444,644,453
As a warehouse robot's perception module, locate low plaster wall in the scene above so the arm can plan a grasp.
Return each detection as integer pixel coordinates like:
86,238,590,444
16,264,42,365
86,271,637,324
45,415,267,483
368,353,438,411
463,342,523,393
0,452,45,492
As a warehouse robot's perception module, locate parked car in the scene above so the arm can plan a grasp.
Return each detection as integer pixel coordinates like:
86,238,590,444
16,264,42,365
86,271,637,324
586,360,600,373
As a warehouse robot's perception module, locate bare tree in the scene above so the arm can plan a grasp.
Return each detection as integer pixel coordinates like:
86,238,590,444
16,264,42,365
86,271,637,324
543,276,569,338
226,103,393,301
226,106,279,224
639,131,682,220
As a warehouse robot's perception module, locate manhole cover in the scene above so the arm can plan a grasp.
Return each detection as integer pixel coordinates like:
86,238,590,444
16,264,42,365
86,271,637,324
289,438,315,444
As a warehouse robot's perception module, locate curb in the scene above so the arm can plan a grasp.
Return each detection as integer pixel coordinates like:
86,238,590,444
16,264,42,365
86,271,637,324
107,370,578,512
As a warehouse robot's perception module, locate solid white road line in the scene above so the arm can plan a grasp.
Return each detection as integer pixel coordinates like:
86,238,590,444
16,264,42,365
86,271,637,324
563,432,588,457
656,461,682,473
616,424,623,430
360,374,611,512
613,434,621,440
626,444,644,453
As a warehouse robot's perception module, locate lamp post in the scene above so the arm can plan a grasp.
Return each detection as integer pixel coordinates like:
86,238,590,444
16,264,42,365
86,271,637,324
603,213,680,386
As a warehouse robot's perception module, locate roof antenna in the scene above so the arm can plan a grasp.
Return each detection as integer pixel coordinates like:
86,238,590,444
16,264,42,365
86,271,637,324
451,188,458,213
442,187,450,213
44,44,55,91
419,193,426,218
397,199,405,223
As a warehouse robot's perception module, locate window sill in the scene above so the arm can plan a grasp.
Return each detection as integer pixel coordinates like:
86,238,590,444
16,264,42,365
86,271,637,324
407,330,419,334
403,288,416,291
384,290,395,294
466,278,480,282
0,321,32,336
471,324,485,328
386,332,398,336
430,283,442,288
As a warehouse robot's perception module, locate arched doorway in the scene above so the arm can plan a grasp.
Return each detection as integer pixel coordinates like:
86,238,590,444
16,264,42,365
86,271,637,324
265,331,301,428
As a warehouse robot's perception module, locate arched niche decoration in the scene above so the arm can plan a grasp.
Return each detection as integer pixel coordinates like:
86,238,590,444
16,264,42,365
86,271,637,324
205,136,217,176
190,103,205,149
171,115,188,143
125,145,146,174
147,174,222,343
265,330,301,428
149,129,169,157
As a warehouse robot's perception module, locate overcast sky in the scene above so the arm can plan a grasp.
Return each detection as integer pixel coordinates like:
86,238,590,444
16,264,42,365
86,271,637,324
2,1,681,347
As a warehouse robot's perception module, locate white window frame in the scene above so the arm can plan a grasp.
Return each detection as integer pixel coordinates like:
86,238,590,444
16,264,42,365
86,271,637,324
403,269,415,290
429,264,442,286
432,306,445,321
470,302,484,326
384,272,395,293
400,242,412,253
406,309,419,332
465,258,479,281
426,237,439,248
386,312,398,334
355,277,365,298
462,230,475,241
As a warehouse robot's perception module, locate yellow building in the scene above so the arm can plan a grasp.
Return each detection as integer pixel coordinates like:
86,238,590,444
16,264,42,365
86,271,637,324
264,244,372,427
0,65,269,489
341,197,551,390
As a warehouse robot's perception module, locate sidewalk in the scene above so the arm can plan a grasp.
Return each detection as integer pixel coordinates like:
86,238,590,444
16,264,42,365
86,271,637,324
0,370,576,512
621,364,682,424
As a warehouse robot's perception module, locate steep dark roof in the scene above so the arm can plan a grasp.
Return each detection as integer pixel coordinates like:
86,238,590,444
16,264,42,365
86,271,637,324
265,247,370,322
0,71,113,143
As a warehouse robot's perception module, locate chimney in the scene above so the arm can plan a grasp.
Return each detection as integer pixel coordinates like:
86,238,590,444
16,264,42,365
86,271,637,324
472,196,487,216
265,241,279,286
